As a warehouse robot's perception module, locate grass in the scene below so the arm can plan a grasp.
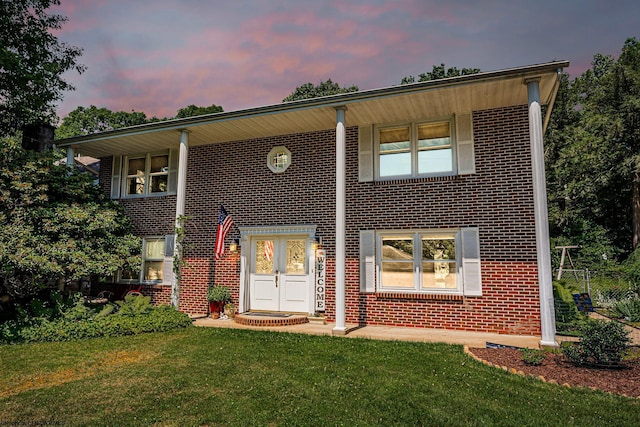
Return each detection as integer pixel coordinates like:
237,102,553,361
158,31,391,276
1,327,639,426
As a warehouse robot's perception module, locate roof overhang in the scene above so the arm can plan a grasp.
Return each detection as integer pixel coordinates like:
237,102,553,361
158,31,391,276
56,61,569,158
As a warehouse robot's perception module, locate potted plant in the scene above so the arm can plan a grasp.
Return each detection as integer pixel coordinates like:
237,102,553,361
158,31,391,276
308,311,326,325
207,286,231,319
224,302,236,319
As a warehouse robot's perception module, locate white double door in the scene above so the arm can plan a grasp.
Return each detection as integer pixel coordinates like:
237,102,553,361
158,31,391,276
249,236,310,313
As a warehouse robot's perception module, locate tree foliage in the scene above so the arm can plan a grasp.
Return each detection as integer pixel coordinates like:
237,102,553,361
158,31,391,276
0,136,140,299
55,105,151,139
400,64,480,84
546,37,640,267
174,103,223,119
282,79,359,102
56,103,226,139
0,0,85,136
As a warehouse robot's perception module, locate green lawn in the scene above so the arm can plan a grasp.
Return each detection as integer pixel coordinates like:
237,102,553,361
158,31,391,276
1,327,639,426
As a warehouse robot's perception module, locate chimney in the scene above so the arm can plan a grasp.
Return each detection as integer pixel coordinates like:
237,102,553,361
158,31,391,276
22,123,56,152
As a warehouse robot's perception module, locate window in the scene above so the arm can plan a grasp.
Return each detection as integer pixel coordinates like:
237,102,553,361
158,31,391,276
359,227,481,296
358,113,474,182
143,237,165,282
267,146,291,173
379,231,459,293
124,153,169,196
377,120,453,178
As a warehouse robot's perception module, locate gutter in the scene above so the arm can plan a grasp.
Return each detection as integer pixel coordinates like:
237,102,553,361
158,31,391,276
542,68,564,133
56,60,570,148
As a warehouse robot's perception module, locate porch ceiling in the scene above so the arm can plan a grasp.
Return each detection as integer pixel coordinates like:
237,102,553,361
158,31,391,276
57,61,568,158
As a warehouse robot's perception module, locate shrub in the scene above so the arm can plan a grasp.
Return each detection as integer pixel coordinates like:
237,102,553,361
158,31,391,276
520,348,546,366
562,319,631,367
0,298,192,345
612,298,640,322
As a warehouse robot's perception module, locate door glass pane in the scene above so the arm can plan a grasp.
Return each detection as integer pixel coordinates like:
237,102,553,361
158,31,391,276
286,239,306,274
256,240,274,274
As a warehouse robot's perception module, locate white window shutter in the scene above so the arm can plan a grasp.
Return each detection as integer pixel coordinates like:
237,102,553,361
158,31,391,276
162,256,174,285
456,113,475,175
110,155,122,199
358,125,374,182
359,230,376,292
164,234,176,257
167,148,179,195
461,227,482,296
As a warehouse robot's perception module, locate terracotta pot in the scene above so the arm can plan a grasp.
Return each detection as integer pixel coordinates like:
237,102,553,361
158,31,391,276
209,301,224,318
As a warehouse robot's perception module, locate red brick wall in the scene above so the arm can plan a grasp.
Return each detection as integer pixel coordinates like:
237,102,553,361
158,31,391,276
99,104,543,335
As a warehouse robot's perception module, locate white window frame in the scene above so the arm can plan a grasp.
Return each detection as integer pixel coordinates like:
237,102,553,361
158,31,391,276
122,151,170,198
267,146,292,173
374,117,457,180
142,236,166,284
376,229,462,295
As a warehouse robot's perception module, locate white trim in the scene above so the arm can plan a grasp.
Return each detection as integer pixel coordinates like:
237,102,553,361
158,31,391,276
238,227,317,315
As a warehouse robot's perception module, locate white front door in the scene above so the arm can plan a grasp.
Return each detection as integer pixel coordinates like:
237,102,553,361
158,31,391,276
249,237,309,313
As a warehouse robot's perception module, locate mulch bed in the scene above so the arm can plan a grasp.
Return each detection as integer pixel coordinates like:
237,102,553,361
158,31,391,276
468,347,640,398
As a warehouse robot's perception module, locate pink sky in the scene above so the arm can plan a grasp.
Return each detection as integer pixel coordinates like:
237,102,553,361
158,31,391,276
52,0,640,120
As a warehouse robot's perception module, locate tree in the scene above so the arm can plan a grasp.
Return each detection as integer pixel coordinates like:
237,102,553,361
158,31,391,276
55,106,151,139
0,136,140,300
546,38,640,266
174,103,223,119
0,0,85,136
56,103,226,139
400,64,480,84
282,79,359,102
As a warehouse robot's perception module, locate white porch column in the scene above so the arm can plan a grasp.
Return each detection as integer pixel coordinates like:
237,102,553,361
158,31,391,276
172,130,189,308
66,147,75,170
333,107,347,335
527,79,557,347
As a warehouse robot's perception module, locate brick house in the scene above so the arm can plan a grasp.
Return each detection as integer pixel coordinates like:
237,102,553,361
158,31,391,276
58,61,568,344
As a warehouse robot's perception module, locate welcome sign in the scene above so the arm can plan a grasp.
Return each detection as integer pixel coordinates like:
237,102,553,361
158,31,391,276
315,249,326,311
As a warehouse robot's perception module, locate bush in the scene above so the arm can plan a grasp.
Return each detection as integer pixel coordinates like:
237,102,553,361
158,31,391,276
520,348,546,366
0,295,192,345
613,298,640,322
561,319,631,367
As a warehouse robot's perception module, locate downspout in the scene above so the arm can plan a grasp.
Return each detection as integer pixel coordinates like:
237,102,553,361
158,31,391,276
526,78,557,347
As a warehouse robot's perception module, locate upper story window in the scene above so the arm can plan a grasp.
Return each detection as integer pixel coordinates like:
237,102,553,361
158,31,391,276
125,153,169,196
358,113,474,183
377,120,453,179
111,150,177,200
267,146,291,173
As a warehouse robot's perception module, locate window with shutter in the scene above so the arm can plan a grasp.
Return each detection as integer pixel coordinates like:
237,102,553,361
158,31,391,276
360,114,474,181
367,228,481,296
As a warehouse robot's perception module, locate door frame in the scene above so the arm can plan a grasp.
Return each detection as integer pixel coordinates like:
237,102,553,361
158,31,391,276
238,225,317,314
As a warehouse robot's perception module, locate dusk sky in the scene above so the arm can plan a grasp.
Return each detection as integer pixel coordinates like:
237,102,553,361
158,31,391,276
52,0,640,120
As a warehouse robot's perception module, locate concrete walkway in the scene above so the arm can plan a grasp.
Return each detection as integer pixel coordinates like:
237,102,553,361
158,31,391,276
193,316,543,349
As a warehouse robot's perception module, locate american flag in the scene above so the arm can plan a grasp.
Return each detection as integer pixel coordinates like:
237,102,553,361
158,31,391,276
264,240,274,261
214,205,233,260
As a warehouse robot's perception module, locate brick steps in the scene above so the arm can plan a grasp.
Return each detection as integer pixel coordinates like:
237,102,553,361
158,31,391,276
234,313,309,327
